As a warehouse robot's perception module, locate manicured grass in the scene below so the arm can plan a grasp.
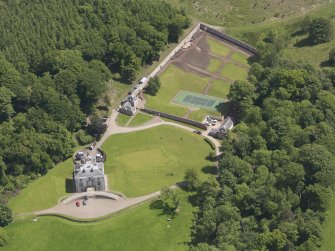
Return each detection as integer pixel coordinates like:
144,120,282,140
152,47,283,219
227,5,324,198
116,113,131,126
128,113,153,127
146,64,209,117
101,125,212,197
188,109,221,122
207,79,232,98
4,191,196,251
207,57,222,73
231,52,249,66
207,36,231,57
321,193,335,251
221,63,249,81
8,159,73,214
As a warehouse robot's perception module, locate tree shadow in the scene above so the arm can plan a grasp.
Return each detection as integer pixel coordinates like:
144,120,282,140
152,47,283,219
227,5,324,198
201,165,217,175
294,37,314,48
291,29,306,37
320,60,333,67
187,193,198,207
149,199,176,217
65,178,75,193
215,102,230,116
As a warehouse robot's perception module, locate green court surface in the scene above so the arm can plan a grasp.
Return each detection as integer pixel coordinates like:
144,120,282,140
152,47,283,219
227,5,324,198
172,90,225,111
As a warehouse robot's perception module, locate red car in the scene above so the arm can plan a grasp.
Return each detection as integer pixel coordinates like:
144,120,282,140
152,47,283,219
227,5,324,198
76,201,80,207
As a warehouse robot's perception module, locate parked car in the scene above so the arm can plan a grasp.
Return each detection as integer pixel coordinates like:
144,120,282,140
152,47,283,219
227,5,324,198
193,130,202,135
76,201,80,207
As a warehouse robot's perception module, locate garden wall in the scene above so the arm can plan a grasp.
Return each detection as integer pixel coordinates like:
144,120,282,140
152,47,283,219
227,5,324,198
200,23,257,54
140,108,207,130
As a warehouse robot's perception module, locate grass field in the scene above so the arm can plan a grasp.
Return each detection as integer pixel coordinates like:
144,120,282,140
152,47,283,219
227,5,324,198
116,113,131,126
207,79,232,98
101,125,212,197
146,65,209,117
207,57,222,73
128,113,153,127
207,36,231,57
221,63,249,81
4,191,196,251
8,159,73,214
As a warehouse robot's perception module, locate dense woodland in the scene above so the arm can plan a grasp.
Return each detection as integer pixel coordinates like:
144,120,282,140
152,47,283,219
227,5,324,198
190,19,335,251
0,0,189,224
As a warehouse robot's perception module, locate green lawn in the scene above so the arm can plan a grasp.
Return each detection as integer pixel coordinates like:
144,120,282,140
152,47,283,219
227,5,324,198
101,125,212,197
207,57,222,73
128,113,154,127
221,63,249,81
207,79,232,98
207,36,231,57
231,52,249,66
116,113,131,126
321,193,335,251
146,64,209,117
8,159,73,214
4,191,196,251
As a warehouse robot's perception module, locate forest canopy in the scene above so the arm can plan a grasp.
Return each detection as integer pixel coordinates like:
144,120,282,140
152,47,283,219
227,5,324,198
0,0,189,222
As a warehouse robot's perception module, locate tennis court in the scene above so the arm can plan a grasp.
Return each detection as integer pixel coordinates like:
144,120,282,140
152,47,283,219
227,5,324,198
171,90,225,111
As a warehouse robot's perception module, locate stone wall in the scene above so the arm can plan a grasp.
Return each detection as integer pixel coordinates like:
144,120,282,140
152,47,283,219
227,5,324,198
200,23,257,54
140,108,207,130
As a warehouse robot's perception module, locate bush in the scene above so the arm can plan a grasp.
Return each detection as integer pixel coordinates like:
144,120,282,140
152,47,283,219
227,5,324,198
0,204,12,227
308,17,333,44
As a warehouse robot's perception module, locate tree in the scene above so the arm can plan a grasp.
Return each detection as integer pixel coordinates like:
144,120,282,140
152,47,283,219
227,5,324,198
0,205,12,227
308,17,333,44
87,115,107,139
0,87,15,121
160,187,180,214
329,48,335,66
147,76,161,96
184,169,200,191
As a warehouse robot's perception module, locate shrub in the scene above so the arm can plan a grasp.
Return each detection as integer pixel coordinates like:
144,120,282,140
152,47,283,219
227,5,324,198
308,18,333,44
0,204,12,227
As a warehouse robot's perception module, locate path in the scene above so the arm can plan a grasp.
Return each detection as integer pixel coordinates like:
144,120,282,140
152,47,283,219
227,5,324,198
34,191,161,219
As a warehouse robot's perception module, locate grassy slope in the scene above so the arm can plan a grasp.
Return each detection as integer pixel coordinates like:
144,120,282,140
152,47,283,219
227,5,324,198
8,159,73,214
128,113,154,127
168,0,327,27
101,125,212,197
4,191,195,251
145,65,209,117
